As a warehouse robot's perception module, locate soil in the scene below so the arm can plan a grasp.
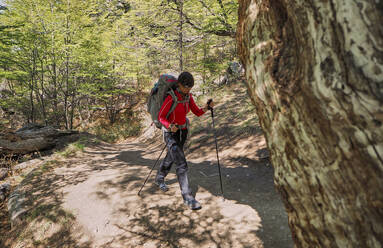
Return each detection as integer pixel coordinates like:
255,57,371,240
1,84,293,248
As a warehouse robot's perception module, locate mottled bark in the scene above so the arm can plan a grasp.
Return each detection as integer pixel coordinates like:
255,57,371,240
237,0,383,247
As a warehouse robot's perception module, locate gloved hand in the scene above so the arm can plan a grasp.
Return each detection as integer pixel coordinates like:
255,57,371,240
205,99,214,111
169,124,178,132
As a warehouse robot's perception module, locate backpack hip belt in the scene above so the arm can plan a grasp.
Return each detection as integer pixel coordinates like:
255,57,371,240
161,118,190,133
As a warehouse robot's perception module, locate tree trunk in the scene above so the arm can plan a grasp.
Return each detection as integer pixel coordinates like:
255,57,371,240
237,1,383,247
64,0,71,130
29,49,37,124
64,46,69,130
0,125,78,155
39,56,48,125
50,2,60,127
179,0,184,72
69,74,76,130
0,137,55,155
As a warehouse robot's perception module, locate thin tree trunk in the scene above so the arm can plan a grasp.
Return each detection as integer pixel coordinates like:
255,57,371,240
203,34,207,92
64,0,70,130
238,0,383,247
77,99,85,129
50,2,59,127
29,84,34,123
36,52,48,126
64,55,69,130
179,0,183,72
52,58,59,127
29,49,37,123
69,74,76,130
40,57,47,125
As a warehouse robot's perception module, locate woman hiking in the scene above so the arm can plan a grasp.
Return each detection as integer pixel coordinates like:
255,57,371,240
155,71,214,210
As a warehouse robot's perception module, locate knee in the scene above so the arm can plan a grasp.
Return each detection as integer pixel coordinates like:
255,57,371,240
176,162,188,174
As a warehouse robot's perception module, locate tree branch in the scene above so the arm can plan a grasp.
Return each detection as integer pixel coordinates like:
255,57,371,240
166,2,235,37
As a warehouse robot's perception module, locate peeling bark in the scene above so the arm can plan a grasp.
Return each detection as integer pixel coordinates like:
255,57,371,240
237,0,383,247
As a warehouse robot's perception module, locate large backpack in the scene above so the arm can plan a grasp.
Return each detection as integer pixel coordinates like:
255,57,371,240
147,74,190,129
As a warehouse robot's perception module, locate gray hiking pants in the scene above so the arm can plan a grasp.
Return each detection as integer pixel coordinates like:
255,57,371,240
156,129,193,199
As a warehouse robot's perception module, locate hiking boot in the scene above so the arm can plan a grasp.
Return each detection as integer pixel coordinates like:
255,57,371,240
184,198,202,210
155,180,169,192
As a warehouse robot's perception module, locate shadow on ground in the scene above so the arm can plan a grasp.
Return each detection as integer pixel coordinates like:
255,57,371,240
2,135,291,247
2,83,293,248
108,144,292,248
2,157,95,247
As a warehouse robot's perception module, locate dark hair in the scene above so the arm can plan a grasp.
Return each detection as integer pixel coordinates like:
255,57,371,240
178,71,194,88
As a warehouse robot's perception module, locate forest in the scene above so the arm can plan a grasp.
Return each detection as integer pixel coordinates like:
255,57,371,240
1,0,382,248
0,0,237,134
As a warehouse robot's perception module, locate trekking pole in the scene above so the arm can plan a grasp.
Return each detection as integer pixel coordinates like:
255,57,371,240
207,99,224,199
137,144,167,196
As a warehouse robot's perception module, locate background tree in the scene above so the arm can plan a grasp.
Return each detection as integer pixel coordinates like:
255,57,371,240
238,0,383,247
0,0,139,129
0,0,239,136
125,0,237,79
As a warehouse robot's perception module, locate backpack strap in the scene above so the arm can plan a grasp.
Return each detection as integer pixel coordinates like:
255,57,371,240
166,89,178,120
165,90,190,120
177,94,190,104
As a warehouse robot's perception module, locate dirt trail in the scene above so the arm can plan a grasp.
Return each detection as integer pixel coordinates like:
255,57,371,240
3,84,293,247
53,138,292,248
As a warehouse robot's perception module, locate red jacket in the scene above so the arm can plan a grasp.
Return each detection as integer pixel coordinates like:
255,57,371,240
158,90,205,129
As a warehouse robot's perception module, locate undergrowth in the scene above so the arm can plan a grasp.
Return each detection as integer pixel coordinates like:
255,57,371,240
88,110,142,143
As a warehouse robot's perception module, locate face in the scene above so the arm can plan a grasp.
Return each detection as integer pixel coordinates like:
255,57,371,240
178,83,192,94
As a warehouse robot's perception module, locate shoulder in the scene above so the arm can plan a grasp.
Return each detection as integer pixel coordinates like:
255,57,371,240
164,94,173,103
173,90,183,99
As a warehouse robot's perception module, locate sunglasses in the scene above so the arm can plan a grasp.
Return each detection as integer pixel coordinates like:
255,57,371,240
180,84,193,89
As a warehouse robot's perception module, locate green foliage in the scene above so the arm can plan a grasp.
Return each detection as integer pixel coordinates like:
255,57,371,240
58,140,86,158
0,0,238,137
92,122,141,143
124,0,237,78
89,110,142,143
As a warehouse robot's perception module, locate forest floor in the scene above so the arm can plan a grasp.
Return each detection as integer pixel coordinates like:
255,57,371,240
0,83,293,248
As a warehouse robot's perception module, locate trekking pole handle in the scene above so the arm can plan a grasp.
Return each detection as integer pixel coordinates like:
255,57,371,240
207,99,213,111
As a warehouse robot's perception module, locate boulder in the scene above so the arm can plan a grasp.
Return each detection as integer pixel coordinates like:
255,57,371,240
0,182,10,202
0,168,8,180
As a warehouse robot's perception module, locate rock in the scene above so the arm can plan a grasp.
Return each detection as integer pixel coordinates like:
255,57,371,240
0,182,11,202
0,137,55,155
218,61,245,86
0,182,10,193
13,158,45,171
7,185,27,227
0,168,8,180
1,125,78,155
16,123,44,132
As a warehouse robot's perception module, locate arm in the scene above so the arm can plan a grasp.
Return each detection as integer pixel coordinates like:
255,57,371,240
158,95,173,129
189,95,206,117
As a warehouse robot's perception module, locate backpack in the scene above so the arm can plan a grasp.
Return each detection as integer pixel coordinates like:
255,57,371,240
147,74,190,129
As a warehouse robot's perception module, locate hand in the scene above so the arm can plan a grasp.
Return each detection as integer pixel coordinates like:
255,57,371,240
204,99,214,111
169,124,178,132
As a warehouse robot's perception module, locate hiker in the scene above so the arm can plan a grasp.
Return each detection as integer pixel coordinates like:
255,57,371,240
155,71,214,210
